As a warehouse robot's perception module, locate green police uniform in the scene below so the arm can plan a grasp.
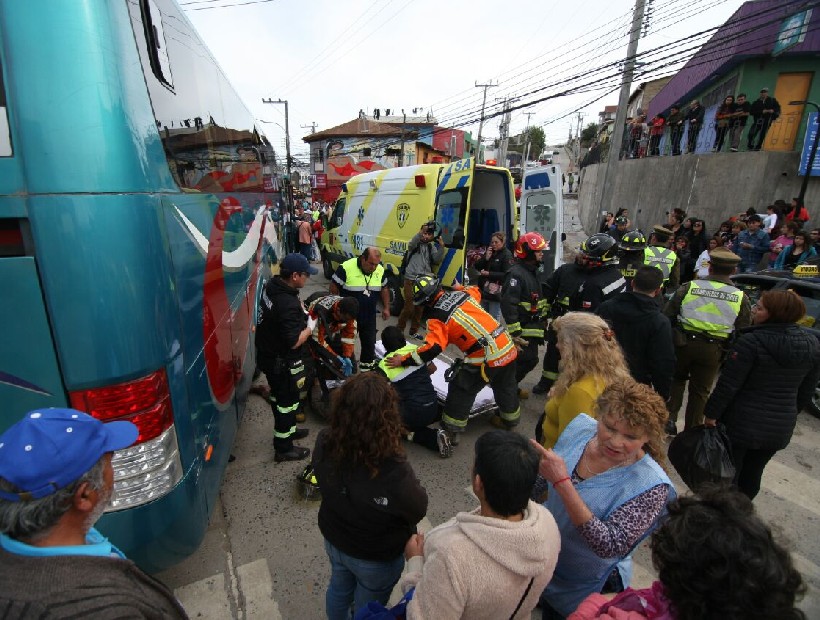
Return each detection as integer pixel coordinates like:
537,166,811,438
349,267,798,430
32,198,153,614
663,248,751,431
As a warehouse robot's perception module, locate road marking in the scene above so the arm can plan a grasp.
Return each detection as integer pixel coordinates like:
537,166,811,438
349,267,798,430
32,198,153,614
789,424,820,453
174,572,233,620
237,559,282,619
763,460,820,515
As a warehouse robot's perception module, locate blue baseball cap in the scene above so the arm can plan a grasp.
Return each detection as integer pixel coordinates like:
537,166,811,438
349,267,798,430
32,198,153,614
281,253,318,276
0,409,138,502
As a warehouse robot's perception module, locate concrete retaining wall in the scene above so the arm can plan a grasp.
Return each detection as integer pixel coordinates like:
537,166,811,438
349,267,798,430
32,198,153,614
576,151,820,240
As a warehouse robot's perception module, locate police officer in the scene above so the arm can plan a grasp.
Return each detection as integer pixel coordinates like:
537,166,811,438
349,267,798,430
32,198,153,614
645,225,680,295
385,275,519,446
330,247,390,371
532,233,626,395
256,253,315,462
617,229,648,288
501,232,549,398
663,247,751,434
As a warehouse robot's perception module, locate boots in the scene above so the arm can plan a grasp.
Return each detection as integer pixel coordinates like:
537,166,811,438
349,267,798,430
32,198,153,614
532,378,553,395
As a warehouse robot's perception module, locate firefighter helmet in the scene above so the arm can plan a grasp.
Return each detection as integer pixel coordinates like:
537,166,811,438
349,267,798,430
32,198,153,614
297,464,321,501
514,232,548,259
619,229,647,251
579,233,618,267
412,274,442,306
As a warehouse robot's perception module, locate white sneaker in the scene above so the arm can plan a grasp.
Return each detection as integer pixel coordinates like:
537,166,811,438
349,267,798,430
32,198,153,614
437,429,454,458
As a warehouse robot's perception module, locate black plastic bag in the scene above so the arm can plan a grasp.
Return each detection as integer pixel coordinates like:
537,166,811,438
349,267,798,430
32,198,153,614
668,424,736,491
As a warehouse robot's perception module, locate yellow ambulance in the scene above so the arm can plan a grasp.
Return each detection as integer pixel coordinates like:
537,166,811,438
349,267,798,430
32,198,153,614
320,158,517,309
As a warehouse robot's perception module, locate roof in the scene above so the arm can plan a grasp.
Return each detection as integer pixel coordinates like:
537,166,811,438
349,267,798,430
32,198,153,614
303,118,404,142
649,0,820,117
603,105,618,113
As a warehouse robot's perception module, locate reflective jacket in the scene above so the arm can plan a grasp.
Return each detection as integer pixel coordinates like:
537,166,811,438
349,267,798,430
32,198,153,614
377,344,438,412
501,261,547,343
332,256,386,315
396,286,517,368
643,246,678,285
542,262,585,317
305,292,357,358
569,265,627,313
678,279,744,339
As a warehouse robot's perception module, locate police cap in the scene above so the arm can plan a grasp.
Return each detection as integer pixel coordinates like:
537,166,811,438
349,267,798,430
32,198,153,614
708,247,741,267
653,225,673,236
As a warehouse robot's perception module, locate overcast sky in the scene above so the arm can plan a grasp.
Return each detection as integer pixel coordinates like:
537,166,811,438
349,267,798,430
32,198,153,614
182,0,748,161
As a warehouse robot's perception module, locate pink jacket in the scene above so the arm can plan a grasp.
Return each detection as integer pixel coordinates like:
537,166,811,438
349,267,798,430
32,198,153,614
568,582,675,620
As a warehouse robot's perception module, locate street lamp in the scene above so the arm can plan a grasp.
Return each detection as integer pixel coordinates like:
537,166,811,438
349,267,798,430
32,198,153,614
791,100,819,204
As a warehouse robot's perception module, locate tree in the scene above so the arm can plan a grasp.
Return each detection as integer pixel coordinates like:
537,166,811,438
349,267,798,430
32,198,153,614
580,122,599,147
510,126,545,161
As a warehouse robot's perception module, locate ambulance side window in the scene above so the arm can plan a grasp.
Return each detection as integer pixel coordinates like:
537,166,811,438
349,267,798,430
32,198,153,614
435,189,467,248
329,197,346,228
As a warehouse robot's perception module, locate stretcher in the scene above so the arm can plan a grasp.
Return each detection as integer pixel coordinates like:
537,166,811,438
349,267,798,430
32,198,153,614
375,341,498,419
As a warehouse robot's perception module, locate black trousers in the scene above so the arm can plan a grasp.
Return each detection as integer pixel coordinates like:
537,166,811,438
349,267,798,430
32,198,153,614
515,339,541,384
539,326,561,385
442,361,519,431
731,443,778,500
261,355,312,453
670,126,684,155
358,316,377,365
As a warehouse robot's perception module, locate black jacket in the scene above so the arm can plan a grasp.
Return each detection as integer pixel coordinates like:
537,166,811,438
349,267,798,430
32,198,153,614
597,292,675,400
705,323,820,450
313,429,428,561
542,261,586,315
255,277,307,367
569,264,627,313
474,247,514,301
502,261,545,342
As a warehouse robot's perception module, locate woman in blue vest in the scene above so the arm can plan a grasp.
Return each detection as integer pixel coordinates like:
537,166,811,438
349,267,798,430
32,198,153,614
529,381,676,619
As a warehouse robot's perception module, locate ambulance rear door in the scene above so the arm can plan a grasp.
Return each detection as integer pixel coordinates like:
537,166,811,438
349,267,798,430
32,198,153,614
433,158,474,286
520,164,564,277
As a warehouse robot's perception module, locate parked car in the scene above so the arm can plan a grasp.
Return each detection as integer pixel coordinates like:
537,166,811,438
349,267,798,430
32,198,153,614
732,265,820,418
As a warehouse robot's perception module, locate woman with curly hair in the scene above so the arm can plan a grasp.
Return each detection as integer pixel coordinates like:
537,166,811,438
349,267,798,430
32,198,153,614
537,313,633,449
530,380,676,619
570,486,806,619
312,372,429,620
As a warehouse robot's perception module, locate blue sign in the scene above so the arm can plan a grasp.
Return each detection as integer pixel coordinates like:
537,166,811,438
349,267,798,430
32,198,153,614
798,112,820,177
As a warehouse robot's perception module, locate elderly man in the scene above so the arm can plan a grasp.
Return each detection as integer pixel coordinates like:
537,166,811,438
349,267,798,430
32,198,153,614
0,409,187,618
330,247,390,371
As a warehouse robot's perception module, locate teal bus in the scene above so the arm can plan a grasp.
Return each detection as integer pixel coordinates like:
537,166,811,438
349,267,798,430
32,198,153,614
0,0,278,571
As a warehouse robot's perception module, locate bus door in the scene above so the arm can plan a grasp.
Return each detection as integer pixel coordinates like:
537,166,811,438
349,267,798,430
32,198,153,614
434,158,474,286
521,165,564,278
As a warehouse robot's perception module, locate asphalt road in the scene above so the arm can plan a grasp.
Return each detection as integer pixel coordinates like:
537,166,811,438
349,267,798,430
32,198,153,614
157,202,820,619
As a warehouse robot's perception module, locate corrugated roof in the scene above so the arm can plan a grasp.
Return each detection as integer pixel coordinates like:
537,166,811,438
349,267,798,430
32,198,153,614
303,118,404,142
648,0,820,117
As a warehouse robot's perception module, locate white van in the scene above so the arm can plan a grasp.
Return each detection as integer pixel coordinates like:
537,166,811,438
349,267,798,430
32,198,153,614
519,164,565,277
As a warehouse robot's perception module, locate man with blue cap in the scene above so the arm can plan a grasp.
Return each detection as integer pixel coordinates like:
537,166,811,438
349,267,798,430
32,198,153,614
0,408,187,618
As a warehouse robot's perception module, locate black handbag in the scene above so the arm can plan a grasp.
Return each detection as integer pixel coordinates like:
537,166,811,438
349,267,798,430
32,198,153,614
668,424,736,491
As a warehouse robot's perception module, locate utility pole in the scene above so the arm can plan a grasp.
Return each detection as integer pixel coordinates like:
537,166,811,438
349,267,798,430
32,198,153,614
474,81,497,163
574,112,585,170
262,98,293,250
399,110,406,166
498,98,513,168
598,0,645,218
300,122,317,134
522,111,535,167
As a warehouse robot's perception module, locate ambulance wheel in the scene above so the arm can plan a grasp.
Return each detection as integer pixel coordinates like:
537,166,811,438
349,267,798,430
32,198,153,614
322,254,334,280
387,274,404,316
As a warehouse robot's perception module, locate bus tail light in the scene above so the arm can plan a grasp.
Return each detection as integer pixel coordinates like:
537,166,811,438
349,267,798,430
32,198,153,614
69,369,183,511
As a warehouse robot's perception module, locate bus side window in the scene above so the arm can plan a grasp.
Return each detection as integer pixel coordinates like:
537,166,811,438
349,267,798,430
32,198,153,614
141,0,174,90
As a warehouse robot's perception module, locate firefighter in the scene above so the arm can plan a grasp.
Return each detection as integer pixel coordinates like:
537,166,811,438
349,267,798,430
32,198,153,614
385,275,519,446
663,247,751,434
501,232,549,398
329,247,390,371
618,229,648,288
255,253,315,462
304,292,358,377
531,233,626,395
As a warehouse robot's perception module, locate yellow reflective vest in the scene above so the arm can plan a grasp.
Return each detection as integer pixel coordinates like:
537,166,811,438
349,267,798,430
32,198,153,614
644,246,677,282
678,279,743,339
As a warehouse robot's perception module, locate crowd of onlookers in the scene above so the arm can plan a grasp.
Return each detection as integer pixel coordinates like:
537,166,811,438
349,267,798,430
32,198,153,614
601,197,815,277
621,88,781,159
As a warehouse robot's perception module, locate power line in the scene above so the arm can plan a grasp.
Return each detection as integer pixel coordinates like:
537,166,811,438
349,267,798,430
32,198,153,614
182,0,279,10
